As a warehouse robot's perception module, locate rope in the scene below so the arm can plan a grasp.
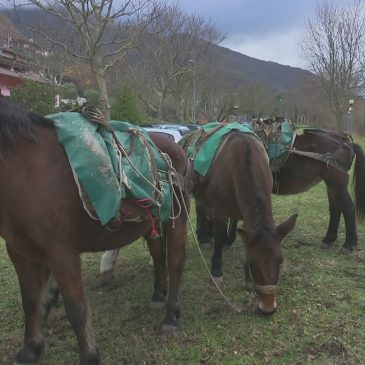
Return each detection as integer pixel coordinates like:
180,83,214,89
173,168,245,314
73,104,165,197
160,152,182,222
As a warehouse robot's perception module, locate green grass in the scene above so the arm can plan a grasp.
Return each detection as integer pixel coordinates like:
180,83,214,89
1,135,365,365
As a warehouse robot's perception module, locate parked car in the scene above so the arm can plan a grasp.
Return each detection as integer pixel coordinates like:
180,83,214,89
143,127,182,143
142,123,201,136
153,124,192,136
183,124,201,132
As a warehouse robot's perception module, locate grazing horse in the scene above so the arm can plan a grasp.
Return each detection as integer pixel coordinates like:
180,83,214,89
196,129,365,254
0,97,189,365
192,130,297,314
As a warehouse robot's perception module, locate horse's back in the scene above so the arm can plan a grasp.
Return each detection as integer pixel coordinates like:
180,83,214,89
149,132,188,174
194,131,271,220
211,131,270,181
275,130,354,195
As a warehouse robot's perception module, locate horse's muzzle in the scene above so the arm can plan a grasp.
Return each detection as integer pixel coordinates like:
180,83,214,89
257,294,277,315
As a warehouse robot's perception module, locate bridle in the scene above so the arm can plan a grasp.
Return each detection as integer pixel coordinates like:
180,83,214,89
248,262,281,295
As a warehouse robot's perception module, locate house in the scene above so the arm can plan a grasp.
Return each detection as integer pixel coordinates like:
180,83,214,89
0,46,47,96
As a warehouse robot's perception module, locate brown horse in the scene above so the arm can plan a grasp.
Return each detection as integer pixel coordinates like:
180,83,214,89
191,130,297,315
0,97,189,365
196,129,365,270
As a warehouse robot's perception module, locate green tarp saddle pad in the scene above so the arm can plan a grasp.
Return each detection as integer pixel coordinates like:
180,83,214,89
250,118,296,171
47,112,172,226
179,121,259,177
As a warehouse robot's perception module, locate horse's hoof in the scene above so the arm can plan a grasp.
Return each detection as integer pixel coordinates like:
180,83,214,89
150,300,166,310
320,242,333,249
14,344,43,365
340,246,353,255
99,270,115,286
79,346,100,365
211,276,224,287
159,318,179,336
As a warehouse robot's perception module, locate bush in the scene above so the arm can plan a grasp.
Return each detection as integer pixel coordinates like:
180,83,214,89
61,82,78,100
10,79,58,115
84,89,100,105
111,85,142,124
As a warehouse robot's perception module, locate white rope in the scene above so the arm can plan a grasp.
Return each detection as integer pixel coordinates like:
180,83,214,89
174,168,245,314
115,129,164,196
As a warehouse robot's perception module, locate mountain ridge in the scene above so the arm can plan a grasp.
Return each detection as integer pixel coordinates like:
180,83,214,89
0,9,314,95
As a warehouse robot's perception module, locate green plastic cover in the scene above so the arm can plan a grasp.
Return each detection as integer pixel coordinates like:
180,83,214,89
47,112,172,225
181,121,259,176
266,120,294,161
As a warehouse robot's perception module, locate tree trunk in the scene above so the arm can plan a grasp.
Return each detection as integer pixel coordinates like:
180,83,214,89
93,65,110,121
156,88,167,122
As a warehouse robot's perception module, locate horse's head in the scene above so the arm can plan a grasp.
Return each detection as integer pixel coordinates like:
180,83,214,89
239,213,297,314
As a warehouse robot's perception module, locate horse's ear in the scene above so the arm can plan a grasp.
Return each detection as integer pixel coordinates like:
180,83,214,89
276,213,298,241
237,227,256,243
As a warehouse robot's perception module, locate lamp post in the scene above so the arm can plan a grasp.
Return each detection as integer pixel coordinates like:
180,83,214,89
347,98,355,134
189,59,196,124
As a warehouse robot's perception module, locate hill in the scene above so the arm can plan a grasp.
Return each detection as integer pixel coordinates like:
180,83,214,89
0,9,314,95
212,44,314,92
0,13,24,45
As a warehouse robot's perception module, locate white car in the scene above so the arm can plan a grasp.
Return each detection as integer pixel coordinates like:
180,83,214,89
143,127,182,143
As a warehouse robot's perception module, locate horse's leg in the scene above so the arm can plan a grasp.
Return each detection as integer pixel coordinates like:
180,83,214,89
340,190,357,253
6,243,50,365
321,186,341,248
196,202,213,247
145,235,167,309
210,218,228,285
99,249,120,286
226,219,238,246
51,253,100,365
160,214,187,334
243,261,253,291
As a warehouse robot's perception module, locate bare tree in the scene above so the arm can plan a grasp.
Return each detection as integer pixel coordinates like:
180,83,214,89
300,0,365,131
9,0,158,120
197,66,236,123
130,2,225,121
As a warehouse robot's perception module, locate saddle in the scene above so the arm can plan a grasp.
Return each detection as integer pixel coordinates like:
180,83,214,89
250,118,296,172
47,105,188,232
179,121,259,177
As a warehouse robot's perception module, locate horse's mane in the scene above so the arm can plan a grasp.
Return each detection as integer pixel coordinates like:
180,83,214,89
0,96,54,146
244,135,274,238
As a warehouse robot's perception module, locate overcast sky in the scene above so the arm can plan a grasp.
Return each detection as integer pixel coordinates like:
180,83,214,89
178,0,346,69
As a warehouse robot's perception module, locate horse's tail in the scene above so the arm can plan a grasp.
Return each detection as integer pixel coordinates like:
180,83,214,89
352,143,365,220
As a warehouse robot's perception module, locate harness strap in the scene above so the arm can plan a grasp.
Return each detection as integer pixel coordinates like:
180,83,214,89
254,283,278,295
248,265,279,295
288,149,348,173
180,123,227,160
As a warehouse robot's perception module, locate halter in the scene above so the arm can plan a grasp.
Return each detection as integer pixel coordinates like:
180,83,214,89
248,263,279,295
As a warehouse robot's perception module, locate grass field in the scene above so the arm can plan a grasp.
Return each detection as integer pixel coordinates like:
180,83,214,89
1,136,365,365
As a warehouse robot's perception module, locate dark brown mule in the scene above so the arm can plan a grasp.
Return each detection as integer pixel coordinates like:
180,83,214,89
274,130,365,252
0,97,189,365
191,131,297,314
197,129,365,253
